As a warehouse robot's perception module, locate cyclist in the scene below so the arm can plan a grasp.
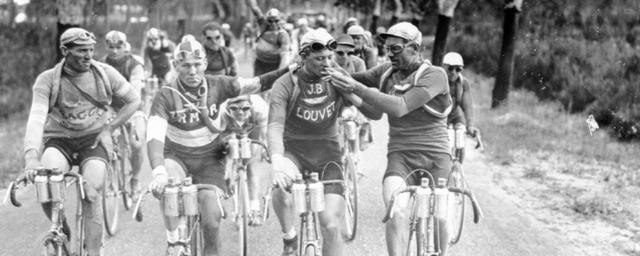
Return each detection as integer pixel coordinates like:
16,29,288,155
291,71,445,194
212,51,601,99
292,18,312,50
220,95,270,226
220,23,233,47
347,25,378,70
102,30,147,198
443,52,478,137
335,35,373,151
23,28,141,256
201,22,238,76
327,22,453,256
248,6,291,75
242,22,257,58
146,39,294,255
143,27,176,83
268,29,360,256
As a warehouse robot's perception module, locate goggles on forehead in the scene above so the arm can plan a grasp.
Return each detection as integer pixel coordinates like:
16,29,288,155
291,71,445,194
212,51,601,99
106,38,125,46
174,48,206,61
304,40,337,52
78,31,96,41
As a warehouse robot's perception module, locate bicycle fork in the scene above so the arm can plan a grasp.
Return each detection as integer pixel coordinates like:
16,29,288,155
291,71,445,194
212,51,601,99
300,212,321,256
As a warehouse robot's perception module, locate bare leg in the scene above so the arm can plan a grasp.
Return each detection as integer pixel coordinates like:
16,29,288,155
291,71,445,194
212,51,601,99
318,194,346,256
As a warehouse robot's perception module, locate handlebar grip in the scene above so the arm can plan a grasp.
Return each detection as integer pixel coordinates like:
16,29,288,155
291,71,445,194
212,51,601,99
6,182,20,207
467,191,484,224
132,189,150,221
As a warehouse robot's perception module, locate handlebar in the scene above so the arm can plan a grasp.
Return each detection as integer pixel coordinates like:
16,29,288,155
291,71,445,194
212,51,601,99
381,184,484,224
3,169,85,208
132,183,227,221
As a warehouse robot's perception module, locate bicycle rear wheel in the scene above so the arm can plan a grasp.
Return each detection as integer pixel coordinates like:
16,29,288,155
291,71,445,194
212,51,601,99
447,161,466,245
343,155,358,242
237,171,249,256
103,167,120,236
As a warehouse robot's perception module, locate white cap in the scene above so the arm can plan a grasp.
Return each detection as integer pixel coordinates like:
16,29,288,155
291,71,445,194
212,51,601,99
380,22,422,46
105,30,127,45
300,29,335,50
266,8,280,19
443,52,464,66
346,25,365,36
221,23,230,30
297,18,308,26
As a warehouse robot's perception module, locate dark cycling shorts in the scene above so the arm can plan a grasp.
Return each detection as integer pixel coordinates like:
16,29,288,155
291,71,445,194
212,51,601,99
384,150,452,186
284,138,344,196
447,107,465,125
254,58,280,76
165,150,226,191
44,133,110,167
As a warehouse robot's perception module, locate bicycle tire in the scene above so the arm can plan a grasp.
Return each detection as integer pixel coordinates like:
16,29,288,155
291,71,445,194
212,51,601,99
343,155,358,242
190,220,203,256
303,244,318,256
237,171,249,256
118,127,133,210
102,167,120,236
447,161,466,245
414,218,427,256
74,204,84,256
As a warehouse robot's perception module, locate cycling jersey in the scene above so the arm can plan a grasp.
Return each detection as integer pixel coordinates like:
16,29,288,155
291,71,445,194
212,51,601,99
205,46,237,76
103,54,144,110
352,62,451,154
145,43,175,78
24,60,136,154
255,18,290,64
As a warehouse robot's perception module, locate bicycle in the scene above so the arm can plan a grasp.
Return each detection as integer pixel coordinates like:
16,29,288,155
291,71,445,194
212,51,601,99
133,177,226,256
4,168,86,256
223,132,271,256
142,76,160,116
337,116,360,241
102,123,136,236
447,127,484,244
382,170,483,256
282,165,348,256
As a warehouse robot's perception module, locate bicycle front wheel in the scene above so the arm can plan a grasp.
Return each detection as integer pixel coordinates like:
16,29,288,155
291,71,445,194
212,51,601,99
237,171,249,256
117,128,133,210
448,161,466,245
343,155,358,242
102,167,120,236
414,218,427,256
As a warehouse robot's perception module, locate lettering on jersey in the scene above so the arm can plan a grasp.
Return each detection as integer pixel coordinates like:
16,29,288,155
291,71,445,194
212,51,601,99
295,101,336,122
301,82,330,105
62,107,100,122
306,83,324,95
169,103,218,124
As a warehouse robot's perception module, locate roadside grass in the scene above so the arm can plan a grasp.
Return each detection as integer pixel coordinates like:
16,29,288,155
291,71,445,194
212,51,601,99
469,70,640,253
0,111,28,187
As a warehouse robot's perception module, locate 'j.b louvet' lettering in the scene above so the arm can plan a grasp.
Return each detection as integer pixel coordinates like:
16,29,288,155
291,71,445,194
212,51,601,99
295,101,336,122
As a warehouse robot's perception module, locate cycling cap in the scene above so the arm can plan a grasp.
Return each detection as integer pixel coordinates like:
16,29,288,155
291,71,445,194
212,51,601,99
336,35,355,48
266,8,281,19
60,28,96,45
300,29,336,52
181,34,197,44
346,17,358,25
443,52,464,66
346,25,366,36
173,39,206,62
105,30,127,45
380,22,422,46
227,95,252,105
221,23,230,30
146,28,160,38
202,22,221,33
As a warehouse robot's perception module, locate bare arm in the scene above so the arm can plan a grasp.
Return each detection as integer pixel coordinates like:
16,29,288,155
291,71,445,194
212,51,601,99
459,79,474,128
23,73,51,165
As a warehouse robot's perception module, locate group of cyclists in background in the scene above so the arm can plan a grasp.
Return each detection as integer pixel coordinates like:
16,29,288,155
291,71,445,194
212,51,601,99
16,3,481,256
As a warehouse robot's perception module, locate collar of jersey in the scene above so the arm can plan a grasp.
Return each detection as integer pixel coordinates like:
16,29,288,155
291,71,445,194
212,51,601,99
177,78,207,105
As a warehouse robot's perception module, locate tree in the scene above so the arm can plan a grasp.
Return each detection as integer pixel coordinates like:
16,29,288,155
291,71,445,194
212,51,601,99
491,0,523,108
431,0,460,66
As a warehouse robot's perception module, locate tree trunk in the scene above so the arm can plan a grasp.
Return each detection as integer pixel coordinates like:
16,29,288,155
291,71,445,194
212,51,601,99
491,1,522,109
431,15,451,66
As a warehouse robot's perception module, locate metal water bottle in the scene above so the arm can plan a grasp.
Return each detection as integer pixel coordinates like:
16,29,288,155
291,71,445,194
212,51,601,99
228,135,240,160
434,178,449,219
163,178,180,217
240,135,252,159
34,170,50,203
346,121,358,140
415,178,430,218
308,173,325,213
181,177,199,216
48,170,65,202
291,174,307,215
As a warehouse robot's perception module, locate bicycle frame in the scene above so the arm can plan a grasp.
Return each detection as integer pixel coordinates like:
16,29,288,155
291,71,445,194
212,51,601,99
5,170,85,256
382,176,483,256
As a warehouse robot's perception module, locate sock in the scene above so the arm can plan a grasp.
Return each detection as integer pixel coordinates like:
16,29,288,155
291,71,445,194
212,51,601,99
166,229,179,243
282,227,296,240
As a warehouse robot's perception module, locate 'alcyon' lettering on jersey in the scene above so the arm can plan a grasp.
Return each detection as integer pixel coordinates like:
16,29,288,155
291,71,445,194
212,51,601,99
295,101,336,122
169,103,218,124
